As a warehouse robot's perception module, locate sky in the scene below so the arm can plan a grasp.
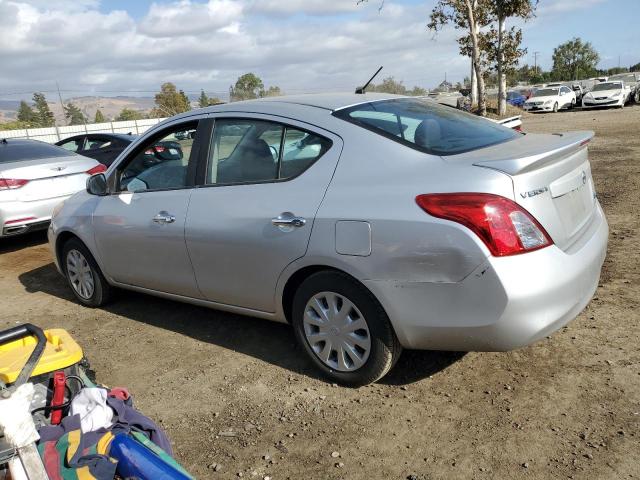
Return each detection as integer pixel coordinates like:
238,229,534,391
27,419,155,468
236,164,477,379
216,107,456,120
0,0,638,101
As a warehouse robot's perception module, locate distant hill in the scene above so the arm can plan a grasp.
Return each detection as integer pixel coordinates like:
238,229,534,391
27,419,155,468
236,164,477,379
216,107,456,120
0,96,156,124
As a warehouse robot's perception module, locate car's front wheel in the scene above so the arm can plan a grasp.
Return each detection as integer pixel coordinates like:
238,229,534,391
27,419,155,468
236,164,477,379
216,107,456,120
292,271,401,387
553,102,559,113
62,238,112,307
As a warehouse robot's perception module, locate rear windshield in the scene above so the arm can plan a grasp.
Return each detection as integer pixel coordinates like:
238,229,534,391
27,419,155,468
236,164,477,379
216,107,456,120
0,140,74,163
333,98,519,156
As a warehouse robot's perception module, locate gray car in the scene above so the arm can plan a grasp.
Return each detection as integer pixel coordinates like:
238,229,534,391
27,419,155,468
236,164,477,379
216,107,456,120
48,93,608,386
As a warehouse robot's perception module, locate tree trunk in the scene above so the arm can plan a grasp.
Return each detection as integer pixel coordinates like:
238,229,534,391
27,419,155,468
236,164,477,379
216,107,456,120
465,0,486,116
470,0,478,107
497,16,506,116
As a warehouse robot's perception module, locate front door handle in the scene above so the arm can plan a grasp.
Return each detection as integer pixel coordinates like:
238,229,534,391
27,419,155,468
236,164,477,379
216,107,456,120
153,211,176,224
272,212,306,229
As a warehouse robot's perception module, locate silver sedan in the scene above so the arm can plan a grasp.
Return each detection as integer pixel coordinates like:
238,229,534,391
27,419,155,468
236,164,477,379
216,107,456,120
48,93,608,386
0,139,105,237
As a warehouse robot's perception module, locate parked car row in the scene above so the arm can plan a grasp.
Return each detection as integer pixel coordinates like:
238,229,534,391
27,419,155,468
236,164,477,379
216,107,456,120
2,93,608,386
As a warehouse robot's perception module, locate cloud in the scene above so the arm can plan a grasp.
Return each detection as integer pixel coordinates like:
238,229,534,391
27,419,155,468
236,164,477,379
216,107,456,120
139,0,243,37
0,0,467,100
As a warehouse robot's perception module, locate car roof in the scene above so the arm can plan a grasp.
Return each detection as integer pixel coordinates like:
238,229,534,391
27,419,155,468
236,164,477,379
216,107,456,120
184,92,406,117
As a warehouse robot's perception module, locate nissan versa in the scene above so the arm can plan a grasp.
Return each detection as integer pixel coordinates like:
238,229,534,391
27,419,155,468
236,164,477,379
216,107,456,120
48,93,608,386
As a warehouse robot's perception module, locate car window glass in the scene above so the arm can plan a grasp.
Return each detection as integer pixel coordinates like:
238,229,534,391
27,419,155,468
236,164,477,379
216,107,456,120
280,128,332,179
207,119,282,185
207,119,332,185
334,98,518,156
119,123,198,192
86,139,112,150
59,138,83,152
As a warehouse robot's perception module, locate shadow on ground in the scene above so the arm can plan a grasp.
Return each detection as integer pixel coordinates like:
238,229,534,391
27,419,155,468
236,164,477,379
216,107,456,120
0,230,48,254
19,262,463,386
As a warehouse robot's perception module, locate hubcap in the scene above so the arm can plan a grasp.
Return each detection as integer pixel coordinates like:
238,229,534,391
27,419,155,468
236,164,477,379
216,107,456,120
302,292,371,372
66,249,95,300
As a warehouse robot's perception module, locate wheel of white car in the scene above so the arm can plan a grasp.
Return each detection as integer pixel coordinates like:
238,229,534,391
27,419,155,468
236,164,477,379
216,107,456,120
62,238,113,307
553,102,559,113
571,98,576,109
291,271,402,387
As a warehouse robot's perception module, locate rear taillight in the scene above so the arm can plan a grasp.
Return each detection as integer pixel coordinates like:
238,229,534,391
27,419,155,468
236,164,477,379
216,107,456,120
0,178,29,190
86,164,107,175
415,193,553,257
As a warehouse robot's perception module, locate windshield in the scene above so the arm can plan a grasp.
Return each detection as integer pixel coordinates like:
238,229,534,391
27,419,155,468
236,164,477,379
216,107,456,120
0,140,75,163
609,74,635,83
333,98,519,156
533,88,559,97
592,82,622,91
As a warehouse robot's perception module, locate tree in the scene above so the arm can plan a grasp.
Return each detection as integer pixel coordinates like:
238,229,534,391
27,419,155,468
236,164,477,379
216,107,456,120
152,82,191,117
0,120,30,131
552,38,600,81
64,102,86,125
94,109,105,123
16,101,36,125
630,61,640,72
198,90,210,108
263,86,282,97
429,0,489,115
32,92,55,127
115,108,144,121
483,0,536,115
229,73,264,101
408,86,428,96
371,76,407,94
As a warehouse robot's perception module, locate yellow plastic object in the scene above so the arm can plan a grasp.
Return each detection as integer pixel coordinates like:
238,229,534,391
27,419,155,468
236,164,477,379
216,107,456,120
0,329,83,384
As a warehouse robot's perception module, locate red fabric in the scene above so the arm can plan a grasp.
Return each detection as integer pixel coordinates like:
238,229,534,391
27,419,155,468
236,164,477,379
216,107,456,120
43,441,64,480
108,387,130,401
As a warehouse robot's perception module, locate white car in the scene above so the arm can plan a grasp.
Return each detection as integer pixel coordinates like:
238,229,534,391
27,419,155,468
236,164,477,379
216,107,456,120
523,86,576,113
0,139,105,237
582,81,631,109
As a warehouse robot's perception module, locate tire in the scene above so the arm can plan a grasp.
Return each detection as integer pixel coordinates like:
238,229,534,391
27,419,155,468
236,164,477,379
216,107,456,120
291,271,402,387
570,99,576,109
553,102,559,113
62,238,112,307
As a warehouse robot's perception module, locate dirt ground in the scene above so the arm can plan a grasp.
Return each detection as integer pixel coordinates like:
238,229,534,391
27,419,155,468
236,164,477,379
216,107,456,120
1,105,639,480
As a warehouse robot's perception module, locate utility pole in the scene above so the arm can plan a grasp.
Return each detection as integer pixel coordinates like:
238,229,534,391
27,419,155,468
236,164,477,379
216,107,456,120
56,81,65,127
533,51,540,75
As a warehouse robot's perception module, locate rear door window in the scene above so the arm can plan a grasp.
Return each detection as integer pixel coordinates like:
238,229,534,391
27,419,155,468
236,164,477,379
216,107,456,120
206,119,332,185
333,98,519,156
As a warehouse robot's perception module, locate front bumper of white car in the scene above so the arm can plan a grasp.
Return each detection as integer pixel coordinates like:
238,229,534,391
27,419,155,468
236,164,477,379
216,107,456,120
582,96,624,108
366,202,608,352
523,102,554,112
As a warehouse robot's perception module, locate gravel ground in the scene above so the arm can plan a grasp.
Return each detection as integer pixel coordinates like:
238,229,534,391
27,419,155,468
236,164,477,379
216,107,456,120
1,105,638,480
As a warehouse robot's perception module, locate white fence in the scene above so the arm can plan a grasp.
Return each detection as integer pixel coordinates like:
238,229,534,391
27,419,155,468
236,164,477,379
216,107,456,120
0,118,167,144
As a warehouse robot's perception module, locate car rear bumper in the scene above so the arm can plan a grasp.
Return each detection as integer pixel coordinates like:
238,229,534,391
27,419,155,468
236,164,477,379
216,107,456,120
365,202,608,351
0,196,68,237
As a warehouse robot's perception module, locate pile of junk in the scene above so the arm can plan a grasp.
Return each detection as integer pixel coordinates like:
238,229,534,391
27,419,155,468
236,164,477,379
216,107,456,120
0,324,194,480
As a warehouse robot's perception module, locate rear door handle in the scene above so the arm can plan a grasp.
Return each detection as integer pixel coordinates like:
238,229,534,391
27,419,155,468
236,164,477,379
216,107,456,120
153,211,176,224
272,212,306,229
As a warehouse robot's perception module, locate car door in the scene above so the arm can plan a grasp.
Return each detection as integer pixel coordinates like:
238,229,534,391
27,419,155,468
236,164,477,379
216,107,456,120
92,118,206,297
185,115,342,312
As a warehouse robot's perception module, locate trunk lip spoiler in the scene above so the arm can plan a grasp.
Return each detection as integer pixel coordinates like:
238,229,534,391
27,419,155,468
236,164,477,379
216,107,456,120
472,130,594,176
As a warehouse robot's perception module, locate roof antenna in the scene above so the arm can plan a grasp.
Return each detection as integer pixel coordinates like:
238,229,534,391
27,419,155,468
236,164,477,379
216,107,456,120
355,66,383,94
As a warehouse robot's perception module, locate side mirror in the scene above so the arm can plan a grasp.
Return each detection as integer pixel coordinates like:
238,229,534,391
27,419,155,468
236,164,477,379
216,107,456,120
86,173,108,196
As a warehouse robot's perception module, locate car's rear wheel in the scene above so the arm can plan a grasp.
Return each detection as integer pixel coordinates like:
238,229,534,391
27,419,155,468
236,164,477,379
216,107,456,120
62,238,112,307
292,271,401,387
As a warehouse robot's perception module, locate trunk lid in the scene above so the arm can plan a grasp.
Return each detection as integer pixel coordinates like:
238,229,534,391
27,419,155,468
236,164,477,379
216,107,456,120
446,131,597,251
0,155,97,202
